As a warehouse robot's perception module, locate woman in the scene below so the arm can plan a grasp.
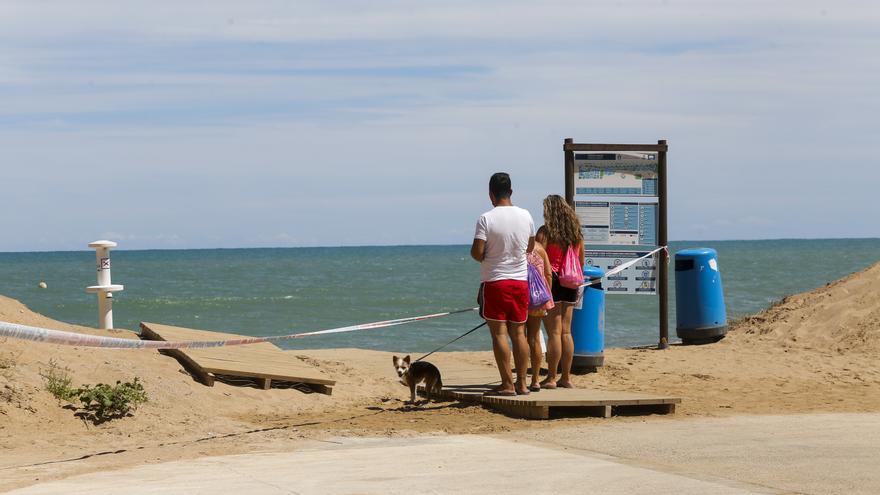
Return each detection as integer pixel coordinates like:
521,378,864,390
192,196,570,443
540,194,585,389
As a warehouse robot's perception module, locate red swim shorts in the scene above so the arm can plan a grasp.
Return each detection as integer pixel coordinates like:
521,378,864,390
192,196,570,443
478,279,529,324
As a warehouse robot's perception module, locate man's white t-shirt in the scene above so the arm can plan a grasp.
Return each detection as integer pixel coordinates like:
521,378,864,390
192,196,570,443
474,205,535,282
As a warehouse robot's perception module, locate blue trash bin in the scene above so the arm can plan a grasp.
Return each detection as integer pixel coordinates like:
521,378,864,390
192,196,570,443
675,248,727,344
571,265,605,370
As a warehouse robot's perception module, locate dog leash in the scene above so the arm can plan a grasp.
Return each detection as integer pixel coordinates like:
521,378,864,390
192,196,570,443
414,321,487,362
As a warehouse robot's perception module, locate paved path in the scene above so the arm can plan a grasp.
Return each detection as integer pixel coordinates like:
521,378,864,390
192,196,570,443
507,412,880,495
8,435,765,494
9,413,880,494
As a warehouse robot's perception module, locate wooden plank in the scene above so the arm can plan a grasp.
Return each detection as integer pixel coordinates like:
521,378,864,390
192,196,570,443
140,322,335,394
165,348,215,387
426,366,680,420
563,142,669,152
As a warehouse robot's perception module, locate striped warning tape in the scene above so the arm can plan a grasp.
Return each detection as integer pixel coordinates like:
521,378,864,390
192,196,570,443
0,307,478,349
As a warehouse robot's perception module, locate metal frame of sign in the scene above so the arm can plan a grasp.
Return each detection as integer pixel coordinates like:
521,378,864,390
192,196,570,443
564,138,670,349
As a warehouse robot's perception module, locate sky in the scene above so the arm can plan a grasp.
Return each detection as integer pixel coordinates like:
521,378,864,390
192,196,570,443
1,0,878,251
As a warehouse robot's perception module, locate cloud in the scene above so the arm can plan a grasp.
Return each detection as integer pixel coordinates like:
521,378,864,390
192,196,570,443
0,1,878,250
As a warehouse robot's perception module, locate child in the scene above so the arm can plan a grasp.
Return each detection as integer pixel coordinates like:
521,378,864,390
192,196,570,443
526,225,554,392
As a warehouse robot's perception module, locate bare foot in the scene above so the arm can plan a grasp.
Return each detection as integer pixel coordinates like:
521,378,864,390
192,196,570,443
556,380,575,389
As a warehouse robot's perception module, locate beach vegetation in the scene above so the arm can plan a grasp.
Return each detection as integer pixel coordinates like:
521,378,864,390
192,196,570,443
76,378,147,423
39,359,77,402
40,360,148,422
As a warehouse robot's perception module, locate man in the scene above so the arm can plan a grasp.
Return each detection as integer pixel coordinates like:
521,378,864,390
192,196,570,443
471,172,535,396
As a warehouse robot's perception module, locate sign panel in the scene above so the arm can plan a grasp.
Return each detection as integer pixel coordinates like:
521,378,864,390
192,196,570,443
586,250,657,295
574,152,659,247
574,152,660,295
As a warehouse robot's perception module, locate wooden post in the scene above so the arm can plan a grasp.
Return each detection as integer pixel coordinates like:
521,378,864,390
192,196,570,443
657,139,669,349
564,138,575,206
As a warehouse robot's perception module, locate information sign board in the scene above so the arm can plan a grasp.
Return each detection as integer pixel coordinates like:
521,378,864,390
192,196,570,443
573,152,659,248
585,250,657,295
573,152,660,295
563,139,670,346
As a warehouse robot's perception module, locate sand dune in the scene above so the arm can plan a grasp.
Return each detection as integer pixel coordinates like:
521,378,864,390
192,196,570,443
1,261,879,490
734,261,880,353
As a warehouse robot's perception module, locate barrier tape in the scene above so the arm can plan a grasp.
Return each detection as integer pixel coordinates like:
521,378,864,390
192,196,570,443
0,307,478,350
581,246,668,287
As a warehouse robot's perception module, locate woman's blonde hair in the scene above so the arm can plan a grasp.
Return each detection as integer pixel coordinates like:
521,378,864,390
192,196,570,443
542,194,582,248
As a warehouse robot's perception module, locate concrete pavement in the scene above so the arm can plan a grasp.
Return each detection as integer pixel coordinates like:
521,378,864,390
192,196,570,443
7,435,767,494
507,412,880,495
9,413,880,494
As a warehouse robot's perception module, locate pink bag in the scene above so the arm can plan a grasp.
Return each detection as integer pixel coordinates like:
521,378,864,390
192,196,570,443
558,245,584,289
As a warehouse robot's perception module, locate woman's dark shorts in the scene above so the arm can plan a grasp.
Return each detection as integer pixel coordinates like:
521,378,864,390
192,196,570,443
551,271,579,304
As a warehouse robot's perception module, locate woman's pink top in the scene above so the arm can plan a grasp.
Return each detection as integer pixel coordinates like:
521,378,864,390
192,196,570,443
546,241,582,273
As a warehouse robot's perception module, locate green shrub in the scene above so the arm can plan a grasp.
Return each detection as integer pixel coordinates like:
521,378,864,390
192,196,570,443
40,361,148,423
77,378,147,422
39,359,77,402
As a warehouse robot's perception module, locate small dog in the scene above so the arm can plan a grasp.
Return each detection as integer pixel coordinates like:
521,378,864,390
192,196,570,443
393,355,443,404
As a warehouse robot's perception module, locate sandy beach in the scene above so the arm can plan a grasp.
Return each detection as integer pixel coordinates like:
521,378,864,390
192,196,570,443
2,261,880,492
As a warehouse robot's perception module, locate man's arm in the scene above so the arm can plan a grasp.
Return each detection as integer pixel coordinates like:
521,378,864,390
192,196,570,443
527,236,535,254
470,238,486,262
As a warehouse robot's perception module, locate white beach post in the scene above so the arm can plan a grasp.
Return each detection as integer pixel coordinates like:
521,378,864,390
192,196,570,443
85,240,124,330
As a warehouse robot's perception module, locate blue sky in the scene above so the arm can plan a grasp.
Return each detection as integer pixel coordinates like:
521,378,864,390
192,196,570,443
1,1,878,251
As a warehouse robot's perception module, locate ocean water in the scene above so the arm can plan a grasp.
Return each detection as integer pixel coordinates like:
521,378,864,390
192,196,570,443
1,239,879,352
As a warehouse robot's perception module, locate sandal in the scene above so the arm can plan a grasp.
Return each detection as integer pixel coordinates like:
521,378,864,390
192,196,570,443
483,388,516,397
539,379,557,390
528,384,541,392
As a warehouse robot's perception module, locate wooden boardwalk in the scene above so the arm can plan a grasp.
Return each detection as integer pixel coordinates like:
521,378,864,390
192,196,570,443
427,366,680,419
140,322,335,395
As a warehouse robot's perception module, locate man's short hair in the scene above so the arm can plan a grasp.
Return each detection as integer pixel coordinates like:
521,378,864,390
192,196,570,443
489,172,512,200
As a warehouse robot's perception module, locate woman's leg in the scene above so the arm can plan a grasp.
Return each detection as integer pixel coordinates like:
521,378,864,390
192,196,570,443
558,302,576,388
526,314,543,388
541,305,562,388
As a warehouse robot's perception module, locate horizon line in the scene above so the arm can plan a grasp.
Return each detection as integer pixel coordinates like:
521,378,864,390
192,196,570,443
1,235,879,254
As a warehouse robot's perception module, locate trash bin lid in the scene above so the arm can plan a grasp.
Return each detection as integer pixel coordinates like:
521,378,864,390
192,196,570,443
675,247,717,260
583,265,604,280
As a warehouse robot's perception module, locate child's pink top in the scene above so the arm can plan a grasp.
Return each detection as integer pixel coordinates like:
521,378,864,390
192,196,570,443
527,250,555,311
527,251,542,274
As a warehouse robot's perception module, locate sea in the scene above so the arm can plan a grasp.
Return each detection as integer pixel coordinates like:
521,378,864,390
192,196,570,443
1,238,879,352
